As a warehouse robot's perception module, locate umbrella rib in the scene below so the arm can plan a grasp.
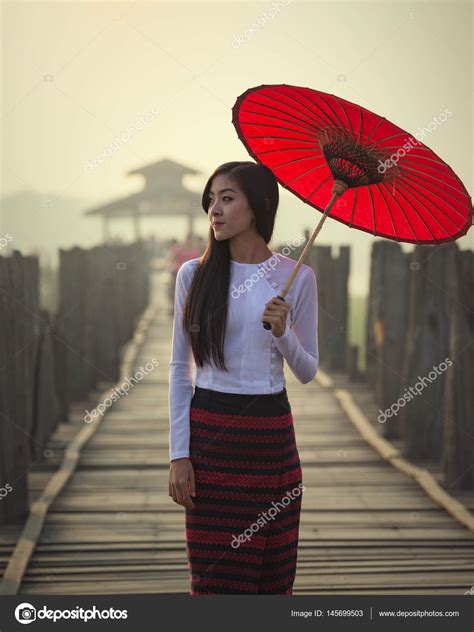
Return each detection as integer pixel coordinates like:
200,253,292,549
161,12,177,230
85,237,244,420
239,118,318,142
349,185,360,228
382,149,465,183
399,169,469,217
376,132,473,190
244,94,320,135
367,185,377,235
239,110,316,141
411,144,474,192
254,143,324,154
240,105,319,138
270,153,326,171
401,153,467,176
394,180,460,237
318,92,354,136
396,173,469,224
398,158,466,189
273,86,342,133
245,137,319,147
370,130,418,147
289,88,343,130
332,95,357,141
387,183,443,244
379,142,432,153
400,162,469,196
372,135,471,202
363,116,386,146
277,161,328,185
257,90,325,131
247,151,327,176
374,182,400,241
306,173,333,201
358,108,363,145
379,182,420,243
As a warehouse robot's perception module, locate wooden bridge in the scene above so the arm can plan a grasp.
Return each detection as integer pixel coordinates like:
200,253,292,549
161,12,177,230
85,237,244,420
1,269,473,595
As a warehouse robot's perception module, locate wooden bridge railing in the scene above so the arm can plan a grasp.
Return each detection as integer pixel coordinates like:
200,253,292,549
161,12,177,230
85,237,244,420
0,242,151,524
366,241,473,490
285,235,473,490
54,243,150,414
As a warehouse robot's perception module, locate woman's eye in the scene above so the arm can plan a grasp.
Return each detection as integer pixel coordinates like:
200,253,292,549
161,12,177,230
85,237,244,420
209,197,232,203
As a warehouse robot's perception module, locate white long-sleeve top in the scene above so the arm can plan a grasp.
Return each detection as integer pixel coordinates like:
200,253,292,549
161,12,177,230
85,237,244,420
168,251,319,461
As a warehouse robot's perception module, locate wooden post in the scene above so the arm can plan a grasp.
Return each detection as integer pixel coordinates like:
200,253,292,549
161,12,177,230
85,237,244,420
441,248,474,489
31,310,61,460
399,245,455,460
0,253,40,523
365,241,408,438
314,245,349,371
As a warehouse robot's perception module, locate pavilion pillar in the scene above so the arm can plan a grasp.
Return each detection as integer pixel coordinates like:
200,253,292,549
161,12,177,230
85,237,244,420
102,215,111,244
132,212,142,241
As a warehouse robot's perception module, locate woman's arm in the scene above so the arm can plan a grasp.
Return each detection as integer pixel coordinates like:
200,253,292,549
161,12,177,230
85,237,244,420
168,262,195,461
271,265,319,384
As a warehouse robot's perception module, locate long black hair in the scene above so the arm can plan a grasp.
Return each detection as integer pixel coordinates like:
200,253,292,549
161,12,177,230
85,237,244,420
182,161,279,370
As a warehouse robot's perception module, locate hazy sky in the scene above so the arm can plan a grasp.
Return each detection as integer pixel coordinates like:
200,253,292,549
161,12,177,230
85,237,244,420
1,1,472,294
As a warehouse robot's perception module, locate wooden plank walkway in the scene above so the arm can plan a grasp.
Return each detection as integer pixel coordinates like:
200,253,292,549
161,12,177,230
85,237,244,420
5,270,474,595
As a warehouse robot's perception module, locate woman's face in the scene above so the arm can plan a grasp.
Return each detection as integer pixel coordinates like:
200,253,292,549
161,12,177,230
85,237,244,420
207,173,255,241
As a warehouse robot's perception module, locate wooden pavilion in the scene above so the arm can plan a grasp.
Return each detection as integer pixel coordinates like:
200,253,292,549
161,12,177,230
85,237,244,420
84,159,203,241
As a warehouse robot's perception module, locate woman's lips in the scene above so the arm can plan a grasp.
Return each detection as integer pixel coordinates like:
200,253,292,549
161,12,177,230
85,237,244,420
213,222,224,230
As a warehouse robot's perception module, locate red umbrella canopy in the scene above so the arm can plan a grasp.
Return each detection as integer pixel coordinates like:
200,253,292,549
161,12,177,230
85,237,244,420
232,84,472,245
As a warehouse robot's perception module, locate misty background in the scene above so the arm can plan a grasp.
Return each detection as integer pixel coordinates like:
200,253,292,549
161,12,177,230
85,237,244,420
1,0,472,300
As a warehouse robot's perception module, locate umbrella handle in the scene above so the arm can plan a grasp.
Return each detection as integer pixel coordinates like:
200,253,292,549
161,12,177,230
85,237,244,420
262,294,286,330
261,179,347,331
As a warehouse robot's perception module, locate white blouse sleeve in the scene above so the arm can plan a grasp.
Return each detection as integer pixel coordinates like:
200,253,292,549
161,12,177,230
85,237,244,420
271,265,319,384
168,262,196,461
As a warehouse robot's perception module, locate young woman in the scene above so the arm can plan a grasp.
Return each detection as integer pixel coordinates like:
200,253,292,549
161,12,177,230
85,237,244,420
168,161,319,595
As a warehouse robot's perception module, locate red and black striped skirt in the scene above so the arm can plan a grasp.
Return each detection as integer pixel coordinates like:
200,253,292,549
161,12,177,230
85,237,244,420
185,385,304,595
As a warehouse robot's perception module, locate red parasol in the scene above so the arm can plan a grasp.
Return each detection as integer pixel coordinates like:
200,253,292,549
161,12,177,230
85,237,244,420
231,84,472,329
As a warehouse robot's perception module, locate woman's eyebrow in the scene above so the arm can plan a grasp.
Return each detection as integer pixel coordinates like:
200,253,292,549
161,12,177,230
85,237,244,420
209,188,236,195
